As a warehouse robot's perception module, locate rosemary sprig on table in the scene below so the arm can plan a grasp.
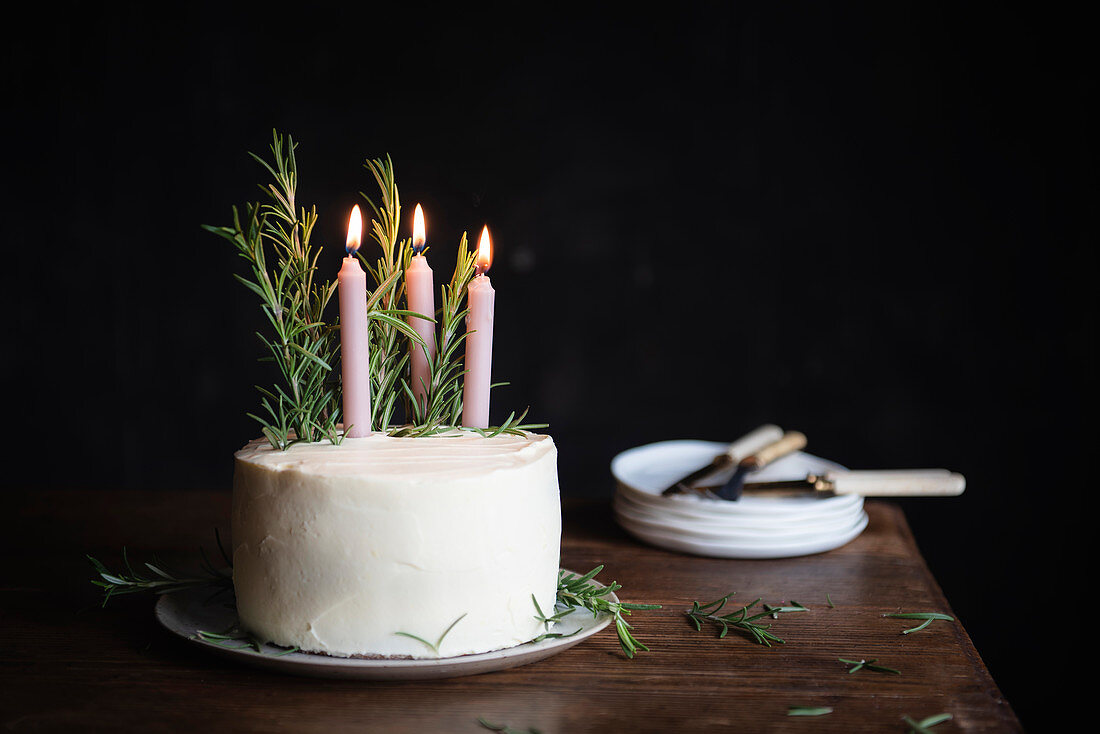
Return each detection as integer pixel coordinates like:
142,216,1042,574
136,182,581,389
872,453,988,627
204,130,342,449
902,712,953,733
787,706,833,717
555,566,660,658
684,594,791,646
839,657,901,675
478,718,541,734
884,612,955,635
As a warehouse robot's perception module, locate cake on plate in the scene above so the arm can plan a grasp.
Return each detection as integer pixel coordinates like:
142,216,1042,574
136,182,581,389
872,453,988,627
232,430,561,658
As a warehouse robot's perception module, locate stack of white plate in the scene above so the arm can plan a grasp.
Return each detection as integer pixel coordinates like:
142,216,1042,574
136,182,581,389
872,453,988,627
611,440,869,559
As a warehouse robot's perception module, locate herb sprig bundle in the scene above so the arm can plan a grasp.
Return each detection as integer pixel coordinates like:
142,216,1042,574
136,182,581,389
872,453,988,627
207,131,544,450
684,593,791,646
203,132,342,449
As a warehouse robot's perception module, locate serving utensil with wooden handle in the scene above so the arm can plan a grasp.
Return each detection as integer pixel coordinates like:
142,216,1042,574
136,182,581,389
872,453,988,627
713,430,808,500
702,469,966,499
660,424,785,496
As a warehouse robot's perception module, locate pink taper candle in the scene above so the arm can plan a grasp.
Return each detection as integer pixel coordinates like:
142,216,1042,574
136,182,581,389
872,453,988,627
339,205,371,437
462,226,495,429
406,203,436,409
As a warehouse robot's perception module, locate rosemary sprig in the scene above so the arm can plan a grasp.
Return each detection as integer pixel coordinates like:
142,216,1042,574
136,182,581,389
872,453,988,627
394,613,468,655
555,566,660,659
884,612,955,635
902,713,953,733
204,130,341,449
193,622,299,656
839,657,901,675
399,230,474,431
788,706,833,716
684,594,789,646
762,600,809,618
360,155,412,433
87,531,233,606
477,718,541,734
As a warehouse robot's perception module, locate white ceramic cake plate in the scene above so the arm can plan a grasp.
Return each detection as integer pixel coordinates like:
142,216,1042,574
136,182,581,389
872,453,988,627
155,571,614,680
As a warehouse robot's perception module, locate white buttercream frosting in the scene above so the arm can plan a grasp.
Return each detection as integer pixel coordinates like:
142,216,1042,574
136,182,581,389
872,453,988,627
231,430,562,658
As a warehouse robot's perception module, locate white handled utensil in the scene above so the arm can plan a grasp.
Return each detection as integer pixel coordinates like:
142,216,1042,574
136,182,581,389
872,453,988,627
711,469,967,498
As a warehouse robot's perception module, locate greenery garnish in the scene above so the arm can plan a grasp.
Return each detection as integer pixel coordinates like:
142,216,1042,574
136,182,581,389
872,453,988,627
788,706,833,716
827,593,835,608
884,612,955,635
204,131,343,449
193,623,299,656
684,594,792,646
398,230,474,432
208,132,543,446
763,601,808,618
902,713,953,733
87,531,233,606
477,718,541,734
839,657,901,675
394,613,468,655
555,566,660,659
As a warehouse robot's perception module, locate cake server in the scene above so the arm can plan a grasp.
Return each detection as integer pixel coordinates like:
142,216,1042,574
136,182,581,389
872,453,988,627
712,430,808,500
702,469,966,499
660,424,785,496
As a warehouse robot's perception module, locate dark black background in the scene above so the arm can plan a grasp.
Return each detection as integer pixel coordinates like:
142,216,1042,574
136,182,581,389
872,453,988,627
7,2,1094,727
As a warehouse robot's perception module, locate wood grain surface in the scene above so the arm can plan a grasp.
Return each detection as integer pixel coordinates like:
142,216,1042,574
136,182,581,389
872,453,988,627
2,490,1020,732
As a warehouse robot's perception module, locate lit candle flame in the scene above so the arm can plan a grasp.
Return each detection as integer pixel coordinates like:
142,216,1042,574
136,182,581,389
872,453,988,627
412,203,426,254
475,225,493,275
346,204,363,255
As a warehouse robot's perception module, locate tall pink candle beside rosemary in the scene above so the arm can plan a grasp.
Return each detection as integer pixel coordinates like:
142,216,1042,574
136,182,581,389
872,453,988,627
462,225,495,429
339,205,372,437
406,203,436,409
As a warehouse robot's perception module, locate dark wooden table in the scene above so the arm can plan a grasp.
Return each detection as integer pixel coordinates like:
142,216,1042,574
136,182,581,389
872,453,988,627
3,490,1020,732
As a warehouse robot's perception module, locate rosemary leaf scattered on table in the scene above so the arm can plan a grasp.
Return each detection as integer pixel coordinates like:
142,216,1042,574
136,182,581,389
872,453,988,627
787,706,833,716
478,717,542,734
884,612,955,635
684,594,794,646
555,566,660,659
902,712,953,733
839,657,901,675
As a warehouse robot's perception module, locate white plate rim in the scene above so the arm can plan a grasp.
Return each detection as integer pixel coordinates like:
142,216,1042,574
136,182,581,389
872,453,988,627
612,496,865,540
155,570,614,680
613,483,864,525
616,511,870,559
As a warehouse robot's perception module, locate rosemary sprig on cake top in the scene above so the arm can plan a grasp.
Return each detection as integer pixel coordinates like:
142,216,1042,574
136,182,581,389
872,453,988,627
209,131,543,447
204,131,343,449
